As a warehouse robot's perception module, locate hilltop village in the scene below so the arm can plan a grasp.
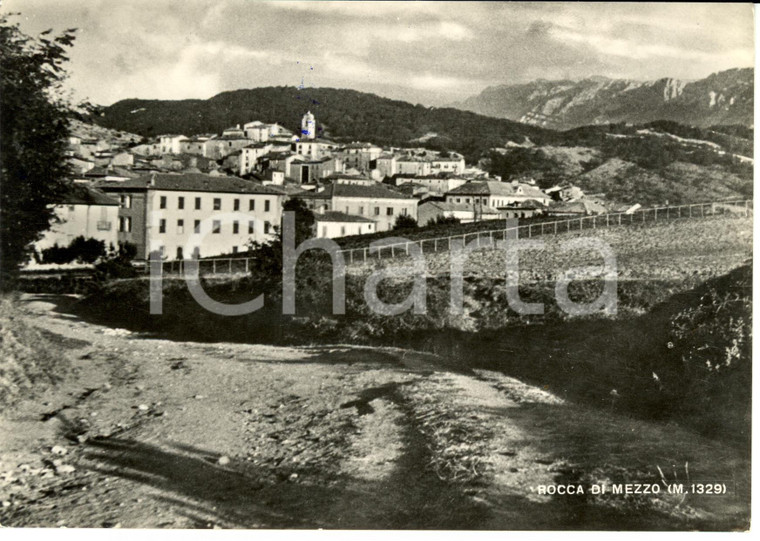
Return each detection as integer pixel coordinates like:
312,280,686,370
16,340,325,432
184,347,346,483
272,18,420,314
37,113,612,263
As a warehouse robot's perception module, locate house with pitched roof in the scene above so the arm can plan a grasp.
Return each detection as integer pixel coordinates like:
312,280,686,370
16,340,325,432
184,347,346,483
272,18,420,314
96,172,284,260
296,183,417,232
313,211,376,238
445,180,551,209
31,184,119,260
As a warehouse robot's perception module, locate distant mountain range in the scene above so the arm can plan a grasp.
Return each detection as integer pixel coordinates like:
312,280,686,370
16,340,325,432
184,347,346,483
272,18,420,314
453,68,753,130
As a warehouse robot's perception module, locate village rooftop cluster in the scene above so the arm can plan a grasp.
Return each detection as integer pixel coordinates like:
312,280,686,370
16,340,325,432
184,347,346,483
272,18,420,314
32,112,612,264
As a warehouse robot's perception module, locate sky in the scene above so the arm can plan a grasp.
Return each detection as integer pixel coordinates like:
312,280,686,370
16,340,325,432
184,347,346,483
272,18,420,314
3,1,754,106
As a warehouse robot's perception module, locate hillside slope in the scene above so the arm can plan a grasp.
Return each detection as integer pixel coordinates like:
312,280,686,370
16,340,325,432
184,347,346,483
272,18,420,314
92,87,552,160
455,68,753,129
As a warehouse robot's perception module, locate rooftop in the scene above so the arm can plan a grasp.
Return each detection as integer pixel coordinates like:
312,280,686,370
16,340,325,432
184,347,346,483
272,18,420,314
59,183,119,206
297,183,414,200
95,173,284,195
446,181,549,199
314,211,376,223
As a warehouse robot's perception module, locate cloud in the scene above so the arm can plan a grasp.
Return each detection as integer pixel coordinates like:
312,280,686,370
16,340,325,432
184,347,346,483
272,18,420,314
2,0,753,106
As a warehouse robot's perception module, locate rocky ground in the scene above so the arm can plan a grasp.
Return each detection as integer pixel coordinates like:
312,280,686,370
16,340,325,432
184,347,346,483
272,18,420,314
0,294,750,529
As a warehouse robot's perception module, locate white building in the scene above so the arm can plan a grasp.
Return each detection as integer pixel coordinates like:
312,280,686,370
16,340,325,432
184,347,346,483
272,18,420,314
97,172,284,260
240,143,273,175
158,135,187,155
297,183,417,232
313,211,376,238
31,184,119,259
445,180,551,208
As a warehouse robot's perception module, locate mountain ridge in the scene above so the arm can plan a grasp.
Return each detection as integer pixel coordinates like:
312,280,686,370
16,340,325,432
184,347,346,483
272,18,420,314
453,68,753,130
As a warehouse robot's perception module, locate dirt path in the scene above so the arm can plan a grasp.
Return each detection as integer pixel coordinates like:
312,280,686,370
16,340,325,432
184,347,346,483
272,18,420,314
0,294,749,529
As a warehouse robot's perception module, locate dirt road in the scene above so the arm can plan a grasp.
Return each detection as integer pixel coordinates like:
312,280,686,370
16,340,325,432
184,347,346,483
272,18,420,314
0,294,749,529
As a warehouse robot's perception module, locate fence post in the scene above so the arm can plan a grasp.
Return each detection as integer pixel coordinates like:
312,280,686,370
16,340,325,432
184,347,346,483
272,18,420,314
434,238,438,252
700,204,704,218
363,248,368,262
579,218,583,231
391,245,395,258
528,224,532,238
405,243,409,256
618,214,621,225
654,207,658,222
554,221,557,235
213,259,216,274
245,258,249,273
593,216,596,229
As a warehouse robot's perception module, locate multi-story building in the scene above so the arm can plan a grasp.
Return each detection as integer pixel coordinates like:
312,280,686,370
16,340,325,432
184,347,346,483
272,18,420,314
31,184,119,258
339,142,383,172
293,139,340,159
204,136,251,160
430,155,466,175
158,134,187,155
290,156,337,184
445,180,551,208
396,156,432,177
240,143,273,175
97,172,284,260
296,183,417,232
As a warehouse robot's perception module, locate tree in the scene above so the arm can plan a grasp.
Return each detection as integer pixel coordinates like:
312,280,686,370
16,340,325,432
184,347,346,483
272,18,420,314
1,15,77,287
393,214,418,230
246,198,315,277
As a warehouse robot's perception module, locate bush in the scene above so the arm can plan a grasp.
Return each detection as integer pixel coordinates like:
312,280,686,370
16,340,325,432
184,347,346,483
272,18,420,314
40,236,106,264
393,214,418,230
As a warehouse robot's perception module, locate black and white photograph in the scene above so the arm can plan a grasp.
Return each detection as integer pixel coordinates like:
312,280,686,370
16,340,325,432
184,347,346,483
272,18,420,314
0,0,754,532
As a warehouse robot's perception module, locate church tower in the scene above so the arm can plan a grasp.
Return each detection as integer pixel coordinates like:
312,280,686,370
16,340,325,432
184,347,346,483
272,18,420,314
300,111,316,140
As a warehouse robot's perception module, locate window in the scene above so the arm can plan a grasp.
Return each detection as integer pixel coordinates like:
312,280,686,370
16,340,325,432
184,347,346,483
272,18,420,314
248,220,255,234
234,199,240,211
177,219,184,234
194,220,201,233
159,219,166,233
374,207,380,216
212,220,221,234
359,206,364,215
195,197,201,210
178,196,184,210
160,196,167,209
249,199,255,211
341,226,346,236
264,200,270,212
321,226,327,237
402,208,408,216
232,220,239,234
119,194,132,209
176,247,183,260
264,221,271,234
118,216,132,232
213,198,221,210
345,206,349,214
386,207,394,216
